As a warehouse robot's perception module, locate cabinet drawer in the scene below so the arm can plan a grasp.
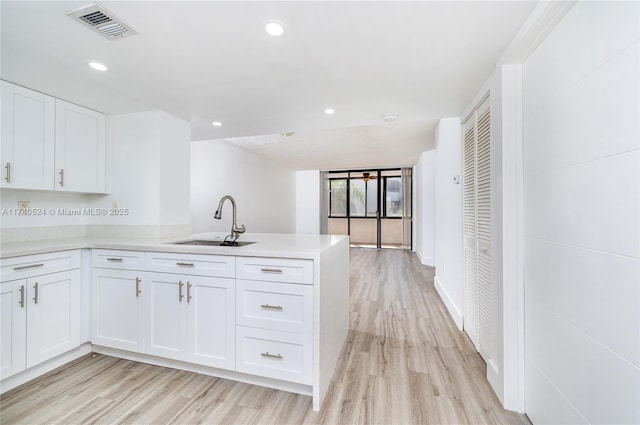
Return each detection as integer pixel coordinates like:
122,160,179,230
1,250,80,282
92,249,145,270
145,252,235,278
236,257,313,284
236,327,312,385
237,280,312,333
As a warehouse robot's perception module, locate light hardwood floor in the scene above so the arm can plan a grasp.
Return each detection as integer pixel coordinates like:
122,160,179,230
1,249,530,425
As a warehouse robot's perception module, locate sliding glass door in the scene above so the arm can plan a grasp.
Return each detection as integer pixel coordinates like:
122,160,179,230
325,168,411,249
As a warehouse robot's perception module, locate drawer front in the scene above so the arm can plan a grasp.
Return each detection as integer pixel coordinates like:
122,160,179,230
145,252,235,278
237,280,312,333
1,250,80,281
236,327,312,385
92,249,145,270
236,257,313,285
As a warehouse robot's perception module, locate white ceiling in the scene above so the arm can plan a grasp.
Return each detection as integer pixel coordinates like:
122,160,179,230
1,1,536,170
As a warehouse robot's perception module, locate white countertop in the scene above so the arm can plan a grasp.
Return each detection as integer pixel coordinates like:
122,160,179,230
0,232,349,260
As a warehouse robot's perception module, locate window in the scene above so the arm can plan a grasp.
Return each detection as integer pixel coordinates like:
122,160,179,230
329,179,347,217
384,177,402,217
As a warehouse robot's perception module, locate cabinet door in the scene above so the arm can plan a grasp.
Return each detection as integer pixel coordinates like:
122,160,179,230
54,99,106,193
92,269,143,352
0,280,27,379
26,270,81,368
186,276,235,370
0,81,55,190
144,273,187,360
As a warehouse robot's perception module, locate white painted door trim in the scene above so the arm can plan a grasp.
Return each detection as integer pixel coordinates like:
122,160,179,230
496,1,575,414
500,64,525,412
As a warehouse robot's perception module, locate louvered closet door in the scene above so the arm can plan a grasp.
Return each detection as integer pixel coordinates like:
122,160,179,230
463,117,479,350
462,97,491,361
475,100,491,361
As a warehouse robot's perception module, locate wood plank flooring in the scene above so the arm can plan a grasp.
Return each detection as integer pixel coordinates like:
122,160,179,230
1,248,530,425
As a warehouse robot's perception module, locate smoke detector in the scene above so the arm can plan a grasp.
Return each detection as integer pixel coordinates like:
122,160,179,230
67,4,137,40
382,113,398,122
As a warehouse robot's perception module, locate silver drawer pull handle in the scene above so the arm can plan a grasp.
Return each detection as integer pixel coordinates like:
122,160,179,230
13,263,44,271
5,162,11,183
261,304,283,311
179,280,184,302
261,352,283,360
135,277,142,297
19,285,25,308
260,268,283,274
33,282,39,304
107,258,123,262
59,169,64,187
176,262,194,267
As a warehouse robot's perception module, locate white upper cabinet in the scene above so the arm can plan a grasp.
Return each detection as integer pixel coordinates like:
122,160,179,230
55,99,107,193
0,80,108,194
0,81,55,190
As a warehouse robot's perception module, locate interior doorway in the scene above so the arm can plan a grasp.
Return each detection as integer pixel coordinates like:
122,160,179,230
323,168,412,250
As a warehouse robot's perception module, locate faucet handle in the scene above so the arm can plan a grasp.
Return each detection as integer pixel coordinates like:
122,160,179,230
233,224,246,234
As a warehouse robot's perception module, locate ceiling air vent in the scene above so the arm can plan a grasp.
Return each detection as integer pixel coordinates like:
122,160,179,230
66,4,137,40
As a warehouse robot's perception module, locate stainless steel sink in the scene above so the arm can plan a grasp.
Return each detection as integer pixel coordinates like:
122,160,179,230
171,239,256,247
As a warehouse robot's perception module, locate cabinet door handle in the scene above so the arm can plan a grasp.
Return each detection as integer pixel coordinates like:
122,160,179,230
4,162,10,183
260,304,283,311
33,282,39,304
135,277,142,297
187,282,192,303
13,263,44,271
19,285,25,308
59,169,64,187
261,352,283,360
260,268,283,274
107,258,123,262
178,281,184,302
176,262,194,267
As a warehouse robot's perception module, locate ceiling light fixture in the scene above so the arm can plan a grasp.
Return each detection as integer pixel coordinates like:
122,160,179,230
88,61,108,71
382,113,398,122
265,21,285,36
212,121,222,127
324,108,335,115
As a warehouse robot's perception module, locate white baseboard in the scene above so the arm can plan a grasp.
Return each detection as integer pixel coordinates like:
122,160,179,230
413,250,435,267
434,276,463,330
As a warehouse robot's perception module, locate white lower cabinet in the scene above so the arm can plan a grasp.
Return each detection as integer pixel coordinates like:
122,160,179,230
0,269,81,380
234,257,314,385
92,268,143,352
144,272,235,370
236,326,312,385
26,270,81,368
1,280,27,379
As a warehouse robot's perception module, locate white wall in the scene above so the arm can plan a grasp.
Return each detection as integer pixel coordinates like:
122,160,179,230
296,170,320,234
434,117,463,330
191,140,296,234
89,110,191,228
414,150,435,266
522,2,639,424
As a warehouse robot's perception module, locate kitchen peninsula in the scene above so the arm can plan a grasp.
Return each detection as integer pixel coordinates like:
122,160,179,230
0,232,349,411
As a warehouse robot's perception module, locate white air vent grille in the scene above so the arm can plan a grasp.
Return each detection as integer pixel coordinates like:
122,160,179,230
67,4,136,40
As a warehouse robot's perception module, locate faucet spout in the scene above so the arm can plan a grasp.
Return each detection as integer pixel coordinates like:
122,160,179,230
213,195,246,240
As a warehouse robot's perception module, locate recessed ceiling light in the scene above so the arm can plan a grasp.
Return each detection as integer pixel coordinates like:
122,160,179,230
324,108,335,115
88,61,108,71
265,21,285,36
212,121,222,127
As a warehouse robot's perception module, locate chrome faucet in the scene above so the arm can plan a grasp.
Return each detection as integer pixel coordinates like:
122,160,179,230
214,195,246,240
